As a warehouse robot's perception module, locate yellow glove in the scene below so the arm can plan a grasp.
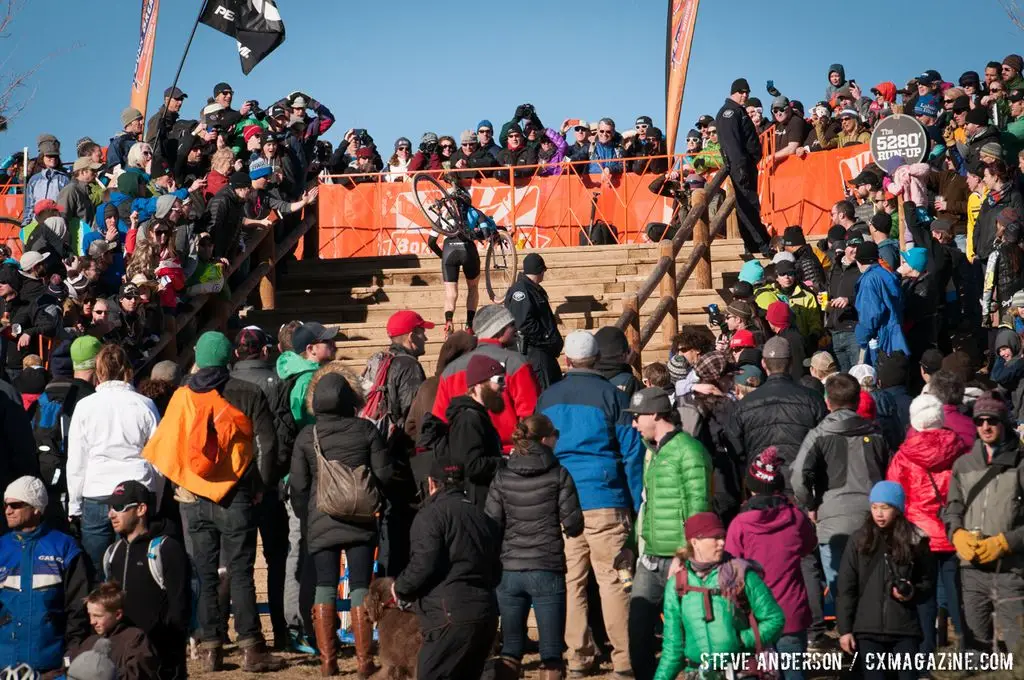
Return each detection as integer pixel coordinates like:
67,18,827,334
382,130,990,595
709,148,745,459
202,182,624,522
975,534,1011,564
952,529,980,562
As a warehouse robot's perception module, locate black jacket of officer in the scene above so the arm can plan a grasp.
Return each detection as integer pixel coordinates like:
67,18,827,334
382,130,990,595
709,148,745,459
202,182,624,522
715,80,762,174
504,254,563,388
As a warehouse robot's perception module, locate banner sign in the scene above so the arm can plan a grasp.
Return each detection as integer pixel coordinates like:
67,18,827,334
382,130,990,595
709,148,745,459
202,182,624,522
870,115,928,171
665,0,701,155
129,0,160,118
200,0,286,74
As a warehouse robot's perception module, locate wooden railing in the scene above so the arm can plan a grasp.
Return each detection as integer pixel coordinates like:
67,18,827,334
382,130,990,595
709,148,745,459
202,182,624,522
137,208,318,376
614,166,739,369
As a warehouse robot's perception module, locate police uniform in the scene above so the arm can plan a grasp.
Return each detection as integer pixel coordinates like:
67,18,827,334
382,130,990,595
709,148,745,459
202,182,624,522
715,80,772,255
503,255,563,389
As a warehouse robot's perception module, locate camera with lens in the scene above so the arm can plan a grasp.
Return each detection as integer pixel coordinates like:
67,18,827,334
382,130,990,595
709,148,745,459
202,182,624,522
514,103,535,120
313,140,333,168
706,303,728,334
891,577,915,600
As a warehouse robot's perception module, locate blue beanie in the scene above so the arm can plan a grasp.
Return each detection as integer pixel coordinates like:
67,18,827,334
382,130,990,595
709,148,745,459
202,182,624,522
477,119,493,131
900,247,928,274
248,158,273,181
914,94,939,118
738,260,765,285
869,481,905,513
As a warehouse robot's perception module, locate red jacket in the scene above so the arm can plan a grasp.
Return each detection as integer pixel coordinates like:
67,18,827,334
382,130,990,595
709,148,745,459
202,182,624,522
906,404,976,451
431,338,540,450
886,428,967,553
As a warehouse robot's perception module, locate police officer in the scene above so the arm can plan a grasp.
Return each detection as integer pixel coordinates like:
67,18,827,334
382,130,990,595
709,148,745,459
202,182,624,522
716,78,773,257
504,253,564,389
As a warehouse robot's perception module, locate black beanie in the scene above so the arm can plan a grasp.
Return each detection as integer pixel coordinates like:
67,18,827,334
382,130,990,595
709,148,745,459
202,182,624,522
877,350,909,388
731,78,751,94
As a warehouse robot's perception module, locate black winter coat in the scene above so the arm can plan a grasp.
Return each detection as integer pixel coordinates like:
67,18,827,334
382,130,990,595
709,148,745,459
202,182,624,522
394,488,501,630
792,244,827,293
450,147,498,179
231,359,297,483
495,145,538,182
383,344,426,431
202,186,246,259
445,396,504,509
291,373,392,554
726,374,827,483
484,442,583,572
715,98,761,176
836,527,933,639
826,259,860,332
504,274,563,355
975,186,1024,261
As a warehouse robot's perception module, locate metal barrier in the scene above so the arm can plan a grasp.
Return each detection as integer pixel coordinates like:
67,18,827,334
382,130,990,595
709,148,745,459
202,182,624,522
614,166,737,369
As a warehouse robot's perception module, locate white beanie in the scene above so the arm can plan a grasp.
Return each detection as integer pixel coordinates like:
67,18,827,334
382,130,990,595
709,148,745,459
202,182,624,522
3,476,48,512
910,394,945,431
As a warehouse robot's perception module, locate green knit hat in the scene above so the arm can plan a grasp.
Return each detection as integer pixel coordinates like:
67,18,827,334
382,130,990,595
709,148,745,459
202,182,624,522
195,331,232,369
70,336,103,371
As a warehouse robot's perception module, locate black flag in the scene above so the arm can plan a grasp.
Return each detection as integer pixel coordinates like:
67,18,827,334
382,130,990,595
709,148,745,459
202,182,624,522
199,0,286,75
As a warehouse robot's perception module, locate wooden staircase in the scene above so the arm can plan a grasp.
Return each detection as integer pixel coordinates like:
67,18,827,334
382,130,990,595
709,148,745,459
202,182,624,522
246,239,752,375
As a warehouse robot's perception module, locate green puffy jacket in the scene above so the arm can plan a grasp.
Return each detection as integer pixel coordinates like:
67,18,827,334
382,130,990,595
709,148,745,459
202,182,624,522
640,431,712,557
276,350,321,428
654,562,785,680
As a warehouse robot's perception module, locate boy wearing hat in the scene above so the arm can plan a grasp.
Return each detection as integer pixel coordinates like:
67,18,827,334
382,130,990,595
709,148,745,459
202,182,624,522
535,330,644,677
625,386,711,680
781,225,826,293
0,476,90,672
504,253,563,389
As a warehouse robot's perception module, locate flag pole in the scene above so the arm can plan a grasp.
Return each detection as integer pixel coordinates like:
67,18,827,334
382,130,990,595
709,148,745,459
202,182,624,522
157,0,208,134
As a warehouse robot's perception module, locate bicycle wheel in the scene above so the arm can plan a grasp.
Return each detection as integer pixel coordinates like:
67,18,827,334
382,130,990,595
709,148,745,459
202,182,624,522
412,173,462,237
485,230,518,302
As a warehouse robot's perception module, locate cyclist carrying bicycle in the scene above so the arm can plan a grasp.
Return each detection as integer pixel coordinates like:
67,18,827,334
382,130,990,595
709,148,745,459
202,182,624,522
426,181,498,338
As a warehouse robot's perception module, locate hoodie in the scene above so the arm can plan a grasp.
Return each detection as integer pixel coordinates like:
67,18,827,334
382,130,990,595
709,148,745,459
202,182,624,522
886,428,966,553
275,350,321,428
825,63,847,102
444,395,504,510
726,494,818,634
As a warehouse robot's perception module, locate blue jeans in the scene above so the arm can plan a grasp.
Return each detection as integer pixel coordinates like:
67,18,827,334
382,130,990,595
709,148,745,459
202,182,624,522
775,632,807,680
628,555,673,680
81,497,116,575
830,331,860,373
818,534,848,605
918,551,963,653
497,570,566,666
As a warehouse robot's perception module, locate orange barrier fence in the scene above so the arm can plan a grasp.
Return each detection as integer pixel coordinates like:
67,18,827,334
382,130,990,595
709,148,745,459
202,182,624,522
0,183,24,255
758,142,872,236
315,157,691,258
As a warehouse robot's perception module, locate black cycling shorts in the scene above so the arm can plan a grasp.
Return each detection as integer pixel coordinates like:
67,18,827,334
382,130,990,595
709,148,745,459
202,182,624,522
441,240,480,283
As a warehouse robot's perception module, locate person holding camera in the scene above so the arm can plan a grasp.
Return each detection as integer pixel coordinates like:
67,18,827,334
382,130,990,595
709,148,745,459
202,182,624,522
836,481,933,679
409,132,442,172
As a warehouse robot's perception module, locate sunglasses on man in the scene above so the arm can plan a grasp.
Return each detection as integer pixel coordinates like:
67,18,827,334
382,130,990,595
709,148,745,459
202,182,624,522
109,502,140,513
974,416,1000,427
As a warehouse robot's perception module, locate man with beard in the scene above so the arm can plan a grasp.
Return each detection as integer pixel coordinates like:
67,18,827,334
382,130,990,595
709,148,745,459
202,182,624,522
442,354,505,510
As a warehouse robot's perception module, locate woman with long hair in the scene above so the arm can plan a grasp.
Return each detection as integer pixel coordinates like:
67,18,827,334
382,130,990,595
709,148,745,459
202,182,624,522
437,135,457,170
385,137,413,182
836,481,933,680
655,512,784,680
290,363,392,677
65,344,162,571
485,415,582,680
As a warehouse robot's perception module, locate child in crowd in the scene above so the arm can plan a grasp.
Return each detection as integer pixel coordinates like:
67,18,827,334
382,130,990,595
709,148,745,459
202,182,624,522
71,583,159,680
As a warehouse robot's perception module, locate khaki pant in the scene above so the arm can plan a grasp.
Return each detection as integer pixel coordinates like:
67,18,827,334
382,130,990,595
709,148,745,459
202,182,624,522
564,507,632,673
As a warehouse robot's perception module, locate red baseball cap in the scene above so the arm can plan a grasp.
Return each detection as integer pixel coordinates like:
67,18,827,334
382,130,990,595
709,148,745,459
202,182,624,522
34,199,63,214
729,329,756,349
386,310,435,337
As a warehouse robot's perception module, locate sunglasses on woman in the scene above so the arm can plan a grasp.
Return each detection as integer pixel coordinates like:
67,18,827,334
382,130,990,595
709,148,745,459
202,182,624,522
440,144,454,150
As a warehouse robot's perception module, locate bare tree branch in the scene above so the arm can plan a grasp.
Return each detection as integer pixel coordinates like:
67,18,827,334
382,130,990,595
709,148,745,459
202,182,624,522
1002,0,1024,31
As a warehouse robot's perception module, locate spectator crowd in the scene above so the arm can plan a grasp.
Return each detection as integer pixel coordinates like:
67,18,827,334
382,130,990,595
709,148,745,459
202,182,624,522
3,54,1024,680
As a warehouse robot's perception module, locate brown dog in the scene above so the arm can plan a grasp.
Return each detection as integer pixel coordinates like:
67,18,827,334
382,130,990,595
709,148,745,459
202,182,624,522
364,577,422,680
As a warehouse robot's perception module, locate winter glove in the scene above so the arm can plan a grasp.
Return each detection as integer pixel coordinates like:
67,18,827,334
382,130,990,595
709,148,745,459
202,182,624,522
952,529,981,562
975,533,1011,564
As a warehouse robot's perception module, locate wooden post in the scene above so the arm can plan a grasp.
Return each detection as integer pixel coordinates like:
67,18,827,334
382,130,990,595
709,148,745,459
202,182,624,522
897,195,907,250
691,189,712,289
622,293,642,372
724,177,740,241
659,240,677,345
258,233,276,310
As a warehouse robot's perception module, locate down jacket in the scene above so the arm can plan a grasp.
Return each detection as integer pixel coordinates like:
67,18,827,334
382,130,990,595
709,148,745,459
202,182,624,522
654,561,784,679
640,430,713,557
791,244,827,292
855,264,910,366
291,371,392,554
726,374,827,487
791,409,890,543
886,428,967,553
484,441,583,572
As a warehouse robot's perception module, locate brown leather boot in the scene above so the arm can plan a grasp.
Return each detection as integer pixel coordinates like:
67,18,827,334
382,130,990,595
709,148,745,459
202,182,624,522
241,642,286,673
311,603,339,676
199,646,223,673
351,604,377,679
495,657,521,680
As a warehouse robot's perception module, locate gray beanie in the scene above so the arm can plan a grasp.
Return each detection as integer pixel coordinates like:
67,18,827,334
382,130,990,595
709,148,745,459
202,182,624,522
471,304,515,339
68,638,116,680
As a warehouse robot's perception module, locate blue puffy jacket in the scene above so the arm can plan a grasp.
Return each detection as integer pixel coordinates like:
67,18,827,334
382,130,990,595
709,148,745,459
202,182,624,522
854,264,910,365
0,524,89,671
22,169,70,225
536,369,644,512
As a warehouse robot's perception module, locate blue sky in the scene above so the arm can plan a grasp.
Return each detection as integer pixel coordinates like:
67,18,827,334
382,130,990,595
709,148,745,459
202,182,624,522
3,0,1023,158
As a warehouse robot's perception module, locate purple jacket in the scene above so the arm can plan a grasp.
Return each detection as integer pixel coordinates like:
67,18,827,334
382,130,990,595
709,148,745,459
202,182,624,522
725,494,817,635
538,128,568,176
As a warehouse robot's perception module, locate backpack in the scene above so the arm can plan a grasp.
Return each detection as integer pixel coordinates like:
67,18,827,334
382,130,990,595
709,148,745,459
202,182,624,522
360,351,397,438
580,220,619,246
184,389,253,477
102,536,169,590
32,390,71,490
